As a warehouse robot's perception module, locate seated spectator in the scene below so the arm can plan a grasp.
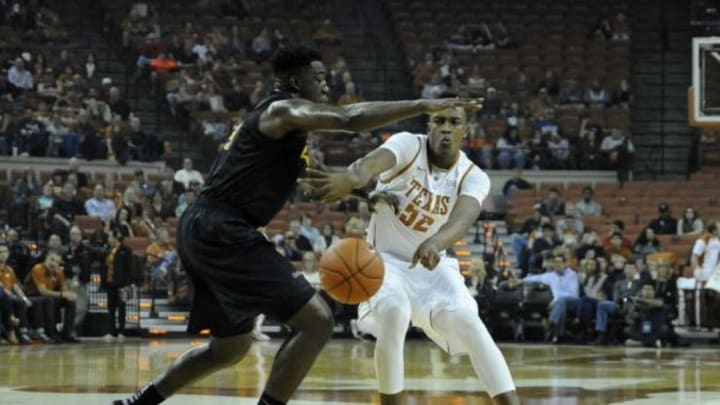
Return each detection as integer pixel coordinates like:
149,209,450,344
480,87,502,117
85,184,116,224
576,119,603,170
471,23,495,51
9,167,41,228
48,182,86,240
611,12,631,41
528,88,554,120
312,19,343,44
493,22,514,49
338,82,364,105
677,207,704,236
109,87,131,120
421,73,448,99
647,203,678,235
509,71,530,96
605,231,632,259
591,262,642,345
576,231,606,261
466,65,486,97
413,52,435,91
537,70,559,97
624,283,669,347
109,207,134,238
558,78,585,108
495,127,527,169
555,210,584,238
600,128,634,183
447,24,474,51
24,250,79,342
601,220,633,252
102,230,133,342
575,187,603,217
280,231,303,261
299,251,321,289
584,80,609,109
510,254,580,343
175,189,196,218
146,226,177,280
0,243,32,344
7,58,34,95
502,168,532,196
547,132,571,169
611,79,631,108
633,227,661,256
251,27,273,62
147,192,174,224
527,224,561,274
313,223,341,254
542,187,566,216
576,258,607,330
535,110,560,136
224,80,251,112
174,158,204,190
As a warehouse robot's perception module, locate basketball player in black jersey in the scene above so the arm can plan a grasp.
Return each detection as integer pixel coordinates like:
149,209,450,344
113,44,479,405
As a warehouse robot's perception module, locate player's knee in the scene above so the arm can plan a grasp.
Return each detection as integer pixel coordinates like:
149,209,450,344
208,334,252,366
440,310,487,341
377,299,411,337
296,296,334,341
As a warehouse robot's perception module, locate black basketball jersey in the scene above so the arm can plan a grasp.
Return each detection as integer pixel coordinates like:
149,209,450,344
200,91,308,227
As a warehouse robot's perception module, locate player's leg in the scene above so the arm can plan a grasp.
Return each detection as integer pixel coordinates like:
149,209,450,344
372,294,412,405
113,332,253,405
261,293,334,403
432,308,519,405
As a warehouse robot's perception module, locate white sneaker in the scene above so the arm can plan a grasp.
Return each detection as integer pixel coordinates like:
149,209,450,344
117,334,126,343
102,334,115,343
252,331,271,341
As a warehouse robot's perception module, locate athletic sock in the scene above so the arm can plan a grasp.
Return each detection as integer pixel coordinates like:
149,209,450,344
113,383,165,405
258,391,286,405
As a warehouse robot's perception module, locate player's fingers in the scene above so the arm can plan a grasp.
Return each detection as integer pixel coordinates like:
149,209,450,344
297,177,329,187
303,168,329,177
409,250,420,269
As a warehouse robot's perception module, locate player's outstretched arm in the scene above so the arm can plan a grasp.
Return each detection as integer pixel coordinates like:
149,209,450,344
298,146,396,202
411,196,482,270
260,98,481,138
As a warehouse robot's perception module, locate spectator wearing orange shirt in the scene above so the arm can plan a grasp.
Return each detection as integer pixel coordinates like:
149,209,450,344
0,244,32,344
604,232,632,260
24,250,78,342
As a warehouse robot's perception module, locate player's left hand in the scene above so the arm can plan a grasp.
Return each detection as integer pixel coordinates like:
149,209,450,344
410,239,441,270
298,168,361,202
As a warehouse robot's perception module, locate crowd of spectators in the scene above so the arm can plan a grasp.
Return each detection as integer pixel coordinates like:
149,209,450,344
0,1,165,165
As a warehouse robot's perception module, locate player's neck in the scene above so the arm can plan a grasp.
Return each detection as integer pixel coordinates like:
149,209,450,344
428,148,458,170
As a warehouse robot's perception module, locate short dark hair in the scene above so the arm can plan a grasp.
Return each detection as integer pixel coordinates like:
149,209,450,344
612,220,625,231
271,44,322,77
709,223,718,233
541,223,554,232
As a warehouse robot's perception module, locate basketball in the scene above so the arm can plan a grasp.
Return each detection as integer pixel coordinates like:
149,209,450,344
319,238,385,304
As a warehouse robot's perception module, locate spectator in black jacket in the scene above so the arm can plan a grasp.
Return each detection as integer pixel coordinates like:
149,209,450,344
102,229,133,342
63,226,91,330
47,182,86,241
647,203,678,235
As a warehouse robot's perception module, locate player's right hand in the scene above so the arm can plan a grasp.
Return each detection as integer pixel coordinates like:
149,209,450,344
420,97,484,113
368,190,400,214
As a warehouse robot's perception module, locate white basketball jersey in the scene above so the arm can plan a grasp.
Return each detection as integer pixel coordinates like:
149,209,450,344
366,132,490,261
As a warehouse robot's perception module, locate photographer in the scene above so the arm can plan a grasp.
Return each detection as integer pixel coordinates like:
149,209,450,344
624,283,669,347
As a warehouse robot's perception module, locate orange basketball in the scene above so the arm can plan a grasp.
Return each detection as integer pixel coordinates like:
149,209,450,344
319,238,385,304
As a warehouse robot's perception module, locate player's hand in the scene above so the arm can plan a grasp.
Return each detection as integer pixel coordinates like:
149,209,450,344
420,97,483,113
368,190,400,214
298,168,362,202
410,239,441,270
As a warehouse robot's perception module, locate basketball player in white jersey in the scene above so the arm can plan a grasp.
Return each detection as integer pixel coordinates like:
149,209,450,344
301,106,519,405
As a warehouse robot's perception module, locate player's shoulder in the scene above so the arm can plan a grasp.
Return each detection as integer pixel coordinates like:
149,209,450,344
456,154,490,188
385,131,427,143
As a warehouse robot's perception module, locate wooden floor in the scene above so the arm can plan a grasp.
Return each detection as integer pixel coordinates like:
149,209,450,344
1,338,720,404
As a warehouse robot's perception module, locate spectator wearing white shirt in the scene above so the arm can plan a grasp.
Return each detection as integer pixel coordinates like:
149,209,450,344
575,187,603,217
8,58,33,93
173,158,204,190
191,35,209,62
511,254,580,342
600,129,634,184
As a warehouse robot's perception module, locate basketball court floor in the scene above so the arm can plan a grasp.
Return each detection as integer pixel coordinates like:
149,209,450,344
1,339,720,404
